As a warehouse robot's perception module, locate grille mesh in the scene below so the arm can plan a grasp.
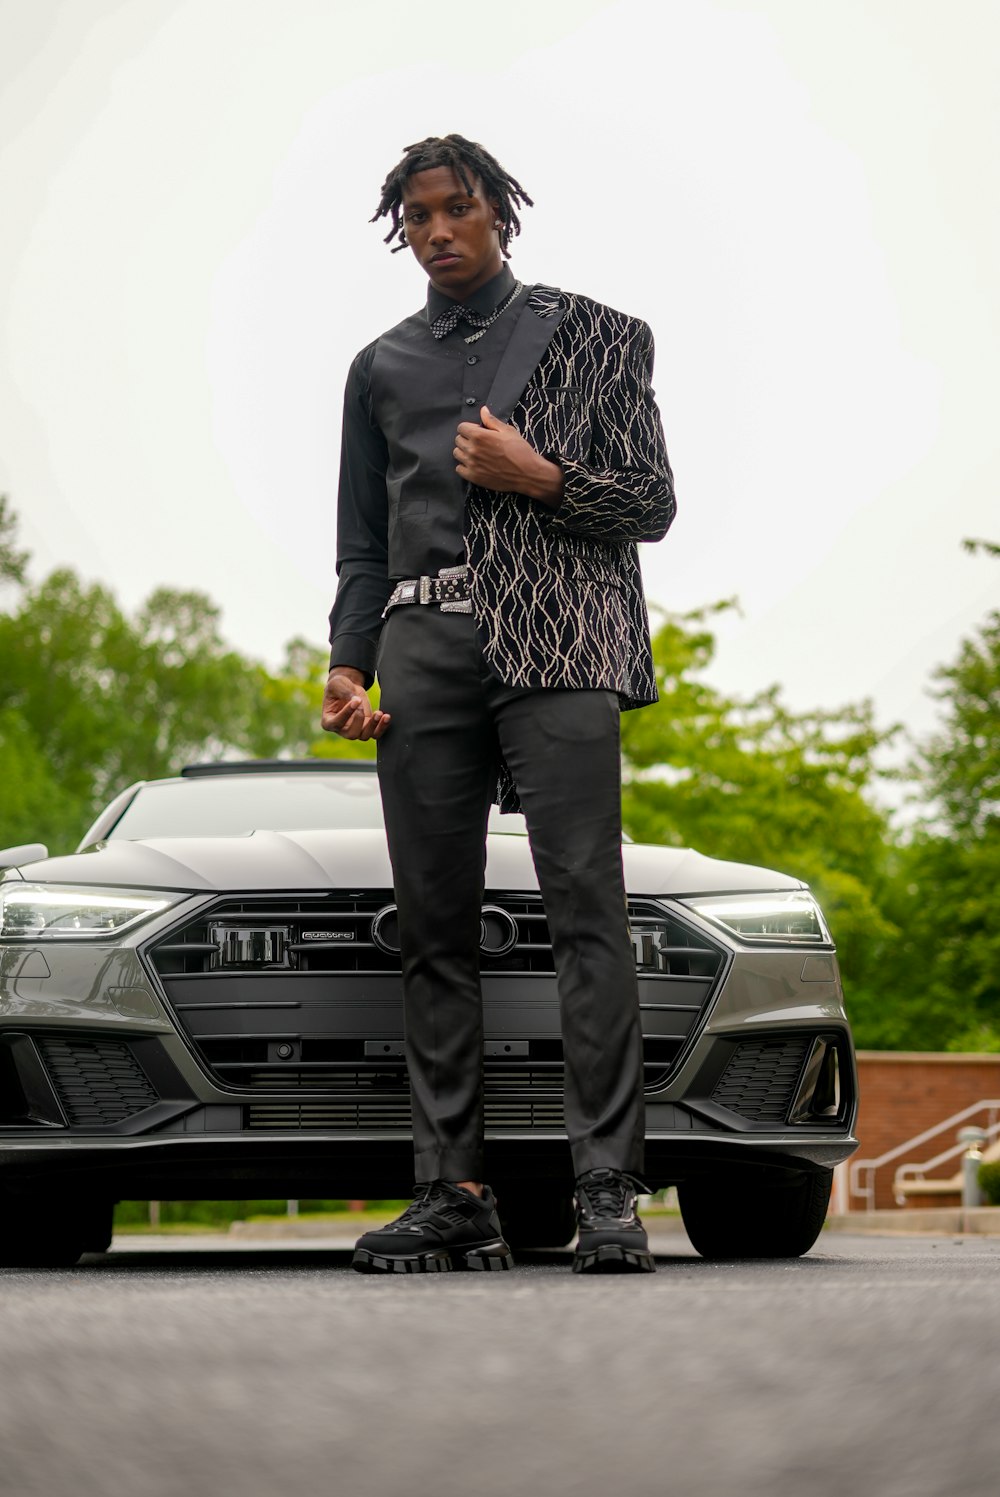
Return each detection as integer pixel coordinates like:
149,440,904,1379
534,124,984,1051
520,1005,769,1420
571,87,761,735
37,1036,158,1126
148,891,726,1098
247,1096,565,1131
150,893,724,980
711,1038,810,1123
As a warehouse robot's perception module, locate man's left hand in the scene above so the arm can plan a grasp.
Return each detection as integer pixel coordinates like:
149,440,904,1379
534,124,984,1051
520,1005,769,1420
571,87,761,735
454,406,564,508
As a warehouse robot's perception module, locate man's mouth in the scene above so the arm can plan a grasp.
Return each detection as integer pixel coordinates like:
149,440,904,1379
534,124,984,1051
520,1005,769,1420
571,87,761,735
429,252,460,265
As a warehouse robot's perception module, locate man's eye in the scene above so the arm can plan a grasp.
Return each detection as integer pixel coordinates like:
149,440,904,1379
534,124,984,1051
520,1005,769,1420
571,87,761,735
452,205,469,215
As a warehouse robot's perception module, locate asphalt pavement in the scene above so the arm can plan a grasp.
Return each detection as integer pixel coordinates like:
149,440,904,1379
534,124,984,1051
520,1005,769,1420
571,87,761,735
1,1230,998,1497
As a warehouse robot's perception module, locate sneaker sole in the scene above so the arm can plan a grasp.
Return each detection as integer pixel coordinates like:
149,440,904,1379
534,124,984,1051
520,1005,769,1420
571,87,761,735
352,1248,452,1274
352,1240,514,1275
572,1243,656,1274
463,1240,514,1272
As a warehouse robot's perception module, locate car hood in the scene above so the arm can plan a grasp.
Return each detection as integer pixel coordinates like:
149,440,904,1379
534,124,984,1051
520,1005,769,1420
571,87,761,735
9,830,804,897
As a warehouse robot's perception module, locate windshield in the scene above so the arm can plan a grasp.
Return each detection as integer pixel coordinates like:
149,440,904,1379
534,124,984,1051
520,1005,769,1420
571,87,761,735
105,773,528,840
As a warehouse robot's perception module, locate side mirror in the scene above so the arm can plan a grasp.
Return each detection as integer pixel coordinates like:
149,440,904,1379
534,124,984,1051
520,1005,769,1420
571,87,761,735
0,844,48,870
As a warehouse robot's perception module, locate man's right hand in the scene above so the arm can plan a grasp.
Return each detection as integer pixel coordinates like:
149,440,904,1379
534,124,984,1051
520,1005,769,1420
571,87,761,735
321,668,391,741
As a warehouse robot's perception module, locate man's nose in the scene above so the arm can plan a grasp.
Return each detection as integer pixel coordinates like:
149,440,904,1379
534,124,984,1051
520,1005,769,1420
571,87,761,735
428,216,454,244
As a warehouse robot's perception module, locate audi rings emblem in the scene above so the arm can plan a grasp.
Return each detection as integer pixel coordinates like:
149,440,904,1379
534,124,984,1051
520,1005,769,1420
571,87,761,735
479,905,519,958
370,903,519,959
371,905,402,955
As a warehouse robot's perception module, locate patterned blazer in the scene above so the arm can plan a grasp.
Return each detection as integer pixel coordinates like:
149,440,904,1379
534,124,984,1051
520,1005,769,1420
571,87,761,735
465,284,675,712
328,283,675,806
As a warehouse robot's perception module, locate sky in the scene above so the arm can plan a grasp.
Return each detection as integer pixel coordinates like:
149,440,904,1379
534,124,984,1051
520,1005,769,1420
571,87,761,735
1,0,997,765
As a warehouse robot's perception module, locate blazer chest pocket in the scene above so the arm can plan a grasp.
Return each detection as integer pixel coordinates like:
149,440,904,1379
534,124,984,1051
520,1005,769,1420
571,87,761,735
523,384,591,461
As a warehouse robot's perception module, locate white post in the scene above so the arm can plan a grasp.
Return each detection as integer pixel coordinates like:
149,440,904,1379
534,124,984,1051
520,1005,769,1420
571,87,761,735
149,1200,160,1228
287,1200,299,1217
958,1128,986,1209
830,1161,848,1216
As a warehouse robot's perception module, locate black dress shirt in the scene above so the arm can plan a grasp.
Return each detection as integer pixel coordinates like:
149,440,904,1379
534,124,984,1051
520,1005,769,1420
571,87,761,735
328,264,523,681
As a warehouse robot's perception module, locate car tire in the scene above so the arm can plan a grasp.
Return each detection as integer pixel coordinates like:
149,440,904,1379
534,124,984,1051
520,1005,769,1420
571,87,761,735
498,1187,576,1249
678,1169,833,1260
79,1200,115,1254
0,1199,113,1268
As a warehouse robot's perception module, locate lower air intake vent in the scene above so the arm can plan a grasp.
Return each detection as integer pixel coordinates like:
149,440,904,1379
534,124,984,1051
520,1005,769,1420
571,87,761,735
247,1097,565,1131
711,1038,810,1124
37,1036,158,1126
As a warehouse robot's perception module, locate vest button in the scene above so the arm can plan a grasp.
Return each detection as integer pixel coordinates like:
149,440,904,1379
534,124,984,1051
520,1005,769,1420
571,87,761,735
464,397,476,406
466,355,479,365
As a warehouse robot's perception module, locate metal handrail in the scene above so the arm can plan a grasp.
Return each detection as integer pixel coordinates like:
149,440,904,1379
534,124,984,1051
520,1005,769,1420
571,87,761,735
895,1117,1000,1187
849,1099,1000,1210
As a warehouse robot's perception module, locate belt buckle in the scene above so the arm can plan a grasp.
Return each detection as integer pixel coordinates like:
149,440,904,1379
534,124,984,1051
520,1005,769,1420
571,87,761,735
418,575,432,605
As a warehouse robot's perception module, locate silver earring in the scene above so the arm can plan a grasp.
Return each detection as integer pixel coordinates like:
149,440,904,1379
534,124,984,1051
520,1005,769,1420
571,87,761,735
494,221,503,229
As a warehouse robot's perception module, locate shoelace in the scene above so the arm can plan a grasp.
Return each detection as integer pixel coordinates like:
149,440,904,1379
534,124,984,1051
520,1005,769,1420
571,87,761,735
576,1169,644,1222
385,1183,476,1231
387,1184,439,1229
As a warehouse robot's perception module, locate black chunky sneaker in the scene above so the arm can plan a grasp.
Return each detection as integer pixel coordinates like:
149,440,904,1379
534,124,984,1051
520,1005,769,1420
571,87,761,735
352,1181,514,1274
572,1168,656,1274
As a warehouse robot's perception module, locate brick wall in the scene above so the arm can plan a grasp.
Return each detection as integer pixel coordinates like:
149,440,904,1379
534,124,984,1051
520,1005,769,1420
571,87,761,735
848,1052,1000,1210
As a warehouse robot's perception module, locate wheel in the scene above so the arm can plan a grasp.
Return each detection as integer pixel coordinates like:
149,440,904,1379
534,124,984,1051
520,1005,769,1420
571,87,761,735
79,1200,115,1254
0,1198,113,1267
498,1187,576,1249
678,1169,833,1259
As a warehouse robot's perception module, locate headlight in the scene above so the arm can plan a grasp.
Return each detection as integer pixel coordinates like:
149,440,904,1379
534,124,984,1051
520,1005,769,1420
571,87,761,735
0,883,178,939
681,891,831,945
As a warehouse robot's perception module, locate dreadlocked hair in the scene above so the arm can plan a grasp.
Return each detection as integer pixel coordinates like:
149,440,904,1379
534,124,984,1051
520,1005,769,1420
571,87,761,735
371,134,534,257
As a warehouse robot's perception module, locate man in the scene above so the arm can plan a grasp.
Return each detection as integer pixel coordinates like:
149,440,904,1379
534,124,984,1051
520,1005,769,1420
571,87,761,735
322,134,675,1274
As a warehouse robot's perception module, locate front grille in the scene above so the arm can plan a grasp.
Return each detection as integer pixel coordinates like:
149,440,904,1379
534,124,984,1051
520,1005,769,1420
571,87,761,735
238,1064,567,1093
36,1036,158,1127
146,891,727,1099
710,1038,811,1123
247,1096,565,1131
149,893,724,980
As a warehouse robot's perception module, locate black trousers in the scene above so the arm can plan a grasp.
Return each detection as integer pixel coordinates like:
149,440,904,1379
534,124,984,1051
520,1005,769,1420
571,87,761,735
375,605,644,1184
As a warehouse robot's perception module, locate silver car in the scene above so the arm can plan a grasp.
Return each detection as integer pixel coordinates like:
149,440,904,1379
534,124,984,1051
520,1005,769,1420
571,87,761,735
0,760,858,1265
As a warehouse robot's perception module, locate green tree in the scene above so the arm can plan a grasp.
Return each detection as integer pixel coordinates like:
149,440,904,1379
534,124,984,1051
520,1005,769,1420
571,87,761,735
0,504,332,854
0,495,29,586
620,602,900,1034
880,544,1000,1050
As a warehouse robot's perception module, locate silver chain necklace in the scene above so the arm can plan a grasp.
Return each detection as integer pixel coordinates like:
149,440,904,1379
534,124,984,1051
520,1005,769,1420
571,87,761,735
462,280,524,343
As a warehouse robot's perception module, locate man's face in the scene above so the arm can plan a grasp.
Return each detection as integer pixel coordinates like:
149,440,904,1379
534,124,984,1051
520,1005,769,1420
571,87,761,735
400,166,503,300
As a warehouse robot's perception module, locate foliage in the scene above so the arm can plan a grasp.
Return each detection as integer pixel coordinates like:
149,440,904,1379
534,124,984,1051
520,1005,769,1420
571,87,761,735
0,508,335,855
113,1200,405,1227
879,554,1000,1050
979,1160,1000,1207
914,607,1000,840
620,603,900,1026
2,495,1000,1055
0,495,29,586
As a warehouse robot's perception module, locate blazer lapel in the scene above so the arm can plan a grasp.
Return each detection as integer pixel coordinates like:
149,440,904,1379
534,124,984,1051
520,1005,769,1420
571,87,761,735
483,284,566,423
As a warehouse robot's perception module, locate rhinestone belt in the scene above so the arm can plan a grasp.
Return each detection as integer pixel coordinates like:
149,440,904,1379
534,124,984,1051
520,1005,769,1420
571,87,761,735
382,564,472,618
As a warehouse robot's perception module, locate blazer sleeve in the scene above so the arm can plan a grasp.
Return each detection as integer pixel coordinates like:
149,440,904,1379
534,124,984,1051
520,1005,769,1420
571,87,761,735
327,345,391,685
545,318,676,546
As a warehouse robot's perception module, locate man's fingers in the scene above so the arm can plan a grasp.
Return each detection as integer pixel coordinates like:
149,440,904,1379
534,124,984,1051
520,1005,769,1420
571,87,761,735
341,704,373,740
357,709,380,741
322,696,360,728
322,693,376,738
360,710,391,742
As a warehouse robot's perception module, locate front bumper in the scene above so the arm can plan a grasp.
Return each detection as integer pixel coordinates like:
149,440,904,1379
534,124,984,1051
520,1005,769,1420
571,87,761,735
0,905,858,1198
0,1121,859,1200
